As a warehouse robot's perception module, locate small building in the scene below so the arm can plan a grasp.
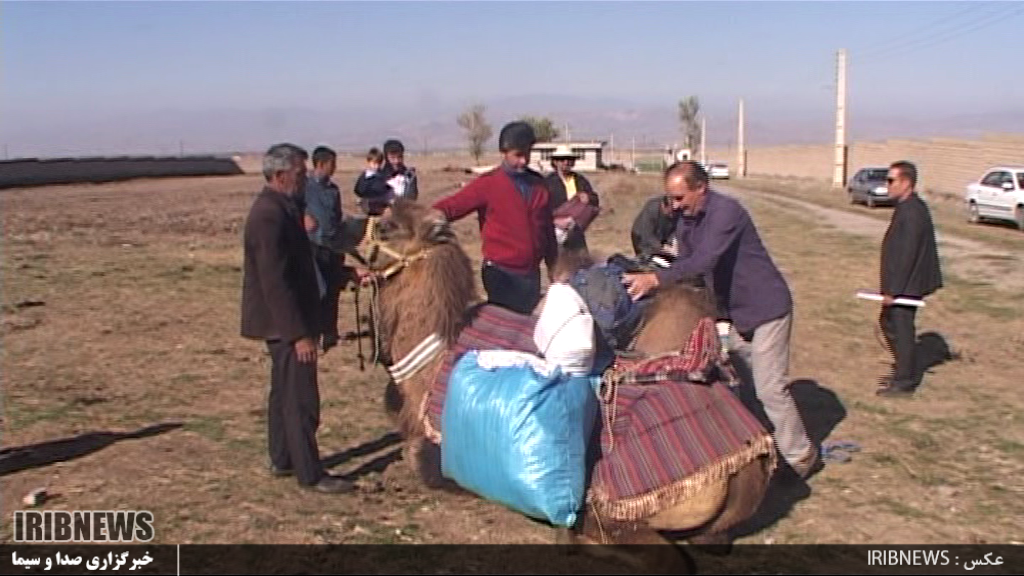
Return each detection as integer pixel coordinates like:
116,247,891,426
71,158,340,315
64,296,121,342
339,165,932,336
531,141,606,173
663,146,693,166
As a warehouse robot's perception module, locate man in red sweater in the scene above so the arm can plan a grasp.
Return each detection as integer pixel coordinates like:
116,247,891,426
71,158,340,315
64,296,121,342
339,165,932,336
432,121,558,315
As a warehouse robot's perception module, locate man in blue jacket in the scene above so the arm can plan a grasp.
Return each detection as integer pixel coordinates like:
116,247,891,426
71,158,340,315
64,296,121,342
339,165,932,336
622,161,819,479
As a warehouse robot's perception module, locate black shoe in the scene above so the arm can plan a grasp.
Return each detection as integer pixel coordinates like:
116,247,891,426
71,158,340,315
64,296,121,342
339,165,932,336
306,475,355,494
269,464,293,478
876,383,915,398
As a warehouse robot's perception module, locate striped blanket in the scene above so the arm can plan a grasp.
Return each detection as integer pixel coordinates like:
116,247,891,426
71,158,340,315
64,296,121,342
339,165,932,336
424,304,539,443
587,318,773,521
606,317,733,386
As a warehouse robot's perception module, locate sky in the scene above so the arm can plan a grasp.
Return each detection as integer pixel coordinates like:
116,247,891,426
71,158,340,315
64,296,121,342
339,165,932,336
2,1,1022,156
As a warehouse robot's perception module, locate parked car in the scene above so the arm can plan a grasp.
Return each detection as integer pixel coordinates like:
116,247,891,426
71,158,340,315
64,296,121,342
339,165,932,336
707,163,730,179
847,167,894,208
965,166,1024,230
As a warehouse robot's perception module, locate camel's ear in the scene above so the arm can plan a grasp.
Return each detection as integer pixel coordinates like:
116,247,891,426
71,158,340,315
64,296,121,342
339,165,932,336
416,208,453,243
426,220,455,244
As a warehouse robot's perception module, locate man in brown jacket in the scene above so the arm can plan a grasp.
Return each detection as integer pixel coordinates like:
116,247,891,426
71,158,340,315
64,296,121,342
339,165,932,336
240,143,353,494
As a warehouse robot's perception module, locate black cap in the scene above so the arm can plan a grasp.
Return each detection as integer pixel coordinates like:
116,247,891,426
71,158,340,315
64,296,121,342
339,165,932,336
383,139,404,155
498,121,536,152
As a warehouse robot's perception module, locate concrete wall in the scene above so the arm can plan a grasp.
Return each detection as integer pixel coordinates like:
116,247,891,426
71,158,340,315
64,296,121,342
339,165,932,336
706,133,1024,195
0,155,245,189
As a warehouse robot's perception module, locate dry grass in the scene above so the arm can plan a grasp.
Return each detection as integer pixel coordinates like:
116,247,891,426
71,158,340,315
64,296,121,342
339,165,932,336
2,168,1022,546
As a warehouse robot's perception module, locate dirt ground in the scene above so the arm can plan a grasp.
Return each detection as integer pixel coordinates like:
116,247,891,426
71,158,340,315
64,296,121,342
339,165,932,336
722,183,1024,294
2,166,1022,551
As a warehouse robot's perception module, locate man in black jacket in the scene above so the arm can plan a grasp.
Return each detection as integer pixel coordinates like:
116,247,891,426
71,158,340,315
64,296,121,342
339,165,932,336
631,195,681,264
545,144,599,250
876,160,943,398
241,143,354,493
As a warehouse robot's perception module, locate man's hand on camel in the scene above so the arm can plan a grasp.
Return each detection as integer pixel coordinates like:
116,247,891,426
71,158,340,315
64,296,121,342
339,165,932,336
622,272,660,301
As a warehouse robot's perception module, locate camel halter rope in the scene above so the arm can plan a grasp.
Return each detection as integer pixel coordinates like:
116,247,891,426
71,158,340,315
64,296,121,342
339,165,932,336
350,216,433,372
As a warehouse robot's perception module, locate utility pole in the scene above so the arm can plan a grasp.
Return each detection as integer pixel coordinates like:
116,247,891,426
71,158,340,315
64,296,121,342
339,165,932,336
833,48,848,188
737,98,746,178
631,136,636,171
564,122,571,143
179,140,184,156
700,116,707,165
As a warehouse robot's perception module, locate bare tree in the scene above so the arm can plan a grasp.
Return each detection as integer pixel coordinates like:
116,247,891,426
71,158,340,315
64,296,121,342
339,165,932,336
457,104,493,165
519,116,560,142
678,96,701,153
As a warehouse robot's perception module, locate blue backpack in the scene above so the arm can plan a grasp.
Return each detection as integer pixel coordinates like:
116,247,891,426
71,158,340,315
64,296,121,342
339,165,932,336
568,262,650,354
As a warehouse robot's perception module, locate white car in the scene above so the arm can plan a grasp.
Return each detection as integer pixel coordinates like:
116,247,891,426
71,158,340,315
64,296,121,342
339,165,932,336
707,163,730,179
965,166,1024,231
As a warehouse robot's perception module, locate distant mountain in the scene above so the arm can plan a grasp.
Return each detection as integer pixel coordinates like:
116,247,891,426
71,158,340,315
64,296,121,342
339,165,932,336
3,95,1022,158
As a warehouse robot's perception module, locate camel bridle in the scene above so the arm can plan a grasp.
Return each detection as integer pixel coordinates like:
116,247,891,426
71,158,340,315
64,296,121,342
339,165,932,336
348,215,438,372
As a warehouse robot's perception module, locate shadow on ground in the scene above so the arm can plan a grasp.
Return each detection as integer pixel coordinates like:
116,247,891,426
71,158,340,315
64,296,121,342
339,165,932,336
0,422,183,476
725,354,848,539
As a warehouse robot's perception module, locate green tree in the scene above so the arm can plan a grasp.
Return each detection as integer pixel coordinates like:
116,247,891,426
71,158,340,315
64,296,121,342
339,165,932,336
519,116,560,142
678,96,701,153
457,104,493,165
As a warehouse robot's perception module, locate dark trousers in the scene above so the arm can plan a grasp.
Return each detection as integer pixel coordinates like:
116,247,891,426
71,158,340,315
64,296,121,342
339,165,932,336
562,227,589,252
266,339,323,486
481,262,542,315
879,305,918,389
313,245,345,341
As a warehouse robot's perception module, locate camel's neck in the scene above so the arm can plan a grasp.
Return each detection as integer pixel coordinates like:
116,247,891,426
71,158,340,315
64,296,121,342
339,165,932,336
382,248,477,368
386,332,446,385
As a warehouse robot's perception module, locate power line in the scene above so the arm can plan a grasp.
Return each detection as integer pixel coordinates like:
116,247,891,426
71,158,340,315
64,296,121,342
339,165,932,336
862,6,1024,65
856,1,986,57
858,3,1022,61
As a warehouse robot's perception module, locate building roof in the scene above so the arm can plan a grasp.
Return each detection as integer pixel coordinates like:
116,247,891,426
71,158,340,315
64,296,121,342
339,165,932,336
533,141,607,149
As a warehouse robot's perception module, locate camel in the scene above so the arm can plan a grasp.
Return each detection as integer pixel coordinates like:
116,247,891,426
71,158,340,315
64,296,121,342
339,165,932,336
355,199,775,556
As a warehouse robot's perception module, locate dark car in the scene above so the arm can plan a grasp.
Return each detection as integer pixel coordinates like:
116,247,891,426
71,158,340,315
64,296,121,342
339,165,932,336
847,167,895,208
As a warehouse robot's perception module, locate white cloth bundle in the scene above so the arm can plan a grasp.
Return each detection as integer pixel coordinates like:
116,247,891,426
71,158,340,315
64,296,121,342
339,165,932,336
533,283,595,376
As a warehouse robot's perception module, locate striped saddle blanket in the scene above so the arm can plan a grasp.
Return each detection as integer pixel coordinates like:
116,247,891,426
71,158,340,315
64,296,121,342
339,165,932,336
424,304,539,443
426,306,773,522
587,319,773,521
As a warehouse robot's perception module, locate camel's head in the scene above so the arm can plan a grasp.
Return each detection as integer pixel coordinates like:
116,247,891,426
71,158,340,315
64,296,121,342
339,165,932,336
363,198,458,277
361,198,479,351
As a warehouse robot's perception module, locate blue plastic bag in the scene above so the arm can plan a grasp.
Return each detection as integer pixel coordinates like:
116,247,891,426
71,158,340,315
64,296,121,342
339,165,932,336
441,350,599,527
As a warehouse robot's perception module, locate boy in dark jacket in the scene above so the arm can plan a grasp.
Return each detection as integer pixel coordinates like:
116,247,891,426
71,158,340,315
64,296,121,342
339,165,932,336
354,147,394,216
379,139,419,202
